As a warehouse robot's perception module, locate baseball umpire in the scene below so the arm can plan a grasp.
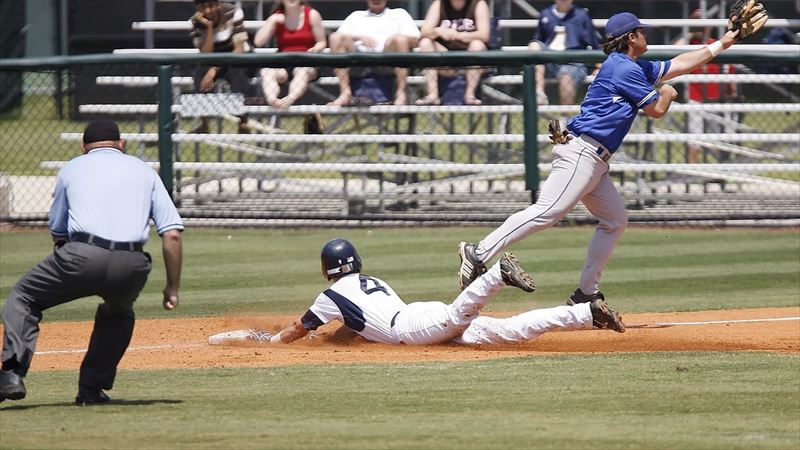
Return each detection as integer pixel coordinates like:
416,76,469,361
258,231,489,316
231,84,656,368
0,119,184,405
208,238,624,347
458,11,746,304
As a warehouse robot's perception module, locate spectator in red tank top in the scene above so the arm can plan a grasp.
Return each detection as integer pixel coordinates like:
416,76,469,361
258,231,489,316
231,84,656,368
673,8,738,163
254,0,327,109
687,35,736,103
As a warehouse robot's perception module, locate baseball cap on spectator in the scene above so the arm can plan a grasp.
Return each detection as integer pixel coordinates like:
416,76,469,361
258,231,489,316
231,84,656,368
605,12,653,39
83,119,121,144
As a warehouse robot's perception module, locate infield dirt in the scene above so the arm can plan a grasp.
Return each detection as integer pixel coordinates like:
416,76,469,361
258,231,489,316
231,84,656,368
12,307,798,371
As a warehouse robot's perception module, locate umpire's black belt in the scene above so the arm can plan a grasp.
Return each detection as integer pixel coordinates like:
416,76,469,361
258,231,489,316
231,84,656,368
72,232,144,252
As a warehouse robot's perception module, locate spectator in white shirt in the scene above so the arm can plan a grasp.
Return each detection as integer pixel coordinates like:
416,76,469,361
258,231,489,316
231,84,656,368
327,0,421,106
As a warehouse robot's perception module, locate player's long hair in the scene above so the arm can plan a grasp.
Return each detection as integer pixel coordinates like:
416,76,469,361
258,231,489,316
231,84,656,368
272,0,309,14
602,29,637,54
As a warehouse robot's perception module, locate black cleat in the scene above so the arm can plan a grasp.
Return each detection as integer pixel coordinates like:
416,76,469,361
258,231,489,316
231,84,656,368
458,242,486,290
75,389,111,406
590,299,625,333
0,369,26,402
499,253,536,293
567,288,604,306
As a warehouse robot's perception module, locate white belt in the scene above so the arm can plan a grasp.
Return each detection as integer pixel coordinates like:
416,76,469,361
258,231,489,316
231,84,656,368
572,134,612,162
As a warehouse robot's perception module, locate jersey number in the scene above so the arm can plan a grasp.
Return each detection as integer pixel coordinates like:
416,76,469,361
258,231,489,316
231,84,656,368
359,275,388,295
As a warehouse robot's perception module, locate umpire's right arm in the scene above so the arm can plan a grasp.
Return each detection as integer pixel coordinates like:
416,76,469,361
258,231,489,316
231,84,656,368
161,229,182,310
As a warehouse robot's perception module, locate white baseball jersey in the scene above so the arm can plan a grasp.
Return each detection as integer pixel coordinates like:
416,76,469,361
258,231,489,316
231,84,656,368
302,273,407,344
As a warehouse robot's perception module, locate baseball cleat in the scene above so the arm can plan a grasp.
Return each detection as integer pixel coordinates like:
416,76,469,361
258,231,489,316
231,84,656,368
458,242,486,290
499,252,536,293
567,288,605,306
590,299,625,333
208,328,273,345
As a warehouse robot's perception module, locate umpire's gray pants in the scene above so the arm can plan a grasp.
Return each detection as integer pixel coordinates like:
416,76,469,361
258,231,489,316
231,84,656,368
2,242,151,390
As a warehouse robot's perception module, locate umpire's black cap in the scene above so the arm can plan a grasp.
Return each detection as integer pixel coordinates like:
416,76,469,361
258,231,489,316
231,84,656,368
83,119,121,144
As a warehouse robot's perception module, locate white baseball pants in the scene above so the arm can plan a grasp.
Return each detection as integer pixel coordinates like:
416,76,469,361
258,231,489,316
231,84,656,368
392,261,593,345
475,137,628,294
393,261,506,345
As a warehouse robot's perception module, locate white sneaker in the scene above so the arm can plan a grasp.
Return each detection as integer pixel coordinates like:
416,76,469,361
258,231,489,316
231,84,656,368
208,328,272,345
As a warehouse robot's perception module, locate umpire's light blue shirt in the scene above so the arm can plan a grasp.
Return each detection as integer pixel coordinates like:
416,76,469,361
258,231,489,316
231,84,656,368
49,147,184,243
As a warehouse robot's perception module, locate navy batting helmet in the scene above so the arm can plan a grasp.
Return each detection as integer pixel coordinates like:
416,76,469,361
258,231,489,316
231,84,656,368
321,238,362,280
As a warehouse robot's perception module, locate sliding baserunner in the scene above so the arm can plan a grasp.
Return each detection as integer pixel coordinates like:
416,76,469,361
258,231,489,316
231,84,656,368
209,238,624,347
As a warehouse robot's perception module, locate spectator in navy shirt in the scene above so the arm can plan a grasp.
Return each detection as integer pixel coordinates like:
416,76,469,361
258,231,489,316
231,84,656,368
528,0,600,105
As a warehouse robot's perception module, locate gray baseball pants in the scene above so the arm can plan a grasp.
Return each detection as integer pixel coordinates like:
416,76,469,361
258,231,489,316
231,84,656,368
2,242,151,391
474,136,628,294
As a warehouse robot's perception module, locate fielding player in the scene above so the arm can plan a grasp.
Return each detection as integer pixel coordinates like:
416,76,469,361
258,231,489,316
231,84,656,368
458,12,743,306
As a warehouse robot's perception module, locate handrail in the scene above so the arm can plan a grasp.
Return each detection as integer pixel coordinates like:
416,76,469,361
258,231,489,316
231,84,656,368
108,44,800,55
3,49,798,69
76,103,800,115
92,73,800,88
130,18,800,31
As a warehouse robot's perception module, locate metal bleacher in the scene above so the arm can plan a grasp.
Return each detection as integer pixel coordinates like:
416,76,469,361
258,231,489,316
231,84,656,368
63,2,800,223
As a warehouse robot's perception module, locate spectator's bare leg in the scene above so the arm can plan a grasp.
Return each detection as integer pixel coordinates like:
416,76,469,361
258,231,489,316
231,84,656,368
385,35,417,106
192,65,214,133
261,68,289,107
464,40,487,105
275,67,317,109
415,37,441,105
559,73,577,105
527,41,548,105
327,33,355,106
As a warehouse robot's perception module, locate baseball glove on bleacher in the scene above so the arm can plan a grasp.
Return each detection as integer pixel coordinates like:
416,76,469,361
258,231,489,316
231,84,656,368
728,0,769,39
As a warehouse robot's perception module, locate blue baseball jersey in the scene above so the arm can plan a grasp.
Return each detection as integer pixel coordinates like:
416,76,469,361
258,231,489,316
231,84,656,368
49,147,184,243
568,52,671,151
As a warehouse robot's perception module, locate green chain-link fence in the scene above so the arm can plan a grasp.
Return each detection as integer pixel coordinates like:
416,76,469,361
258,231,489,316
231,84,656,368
1,51,798,226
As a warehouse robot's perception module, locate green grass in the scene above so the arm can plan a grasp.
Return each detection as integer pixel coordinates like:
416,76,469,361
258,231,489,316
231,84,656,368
1,226,799,448
2,227,799,320
1,353,797,449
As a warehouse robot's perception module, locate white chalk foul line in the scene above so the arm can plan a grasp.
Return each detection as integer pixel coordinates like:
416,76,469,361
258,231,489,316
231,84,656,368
627,316,800,329
35,342,205,356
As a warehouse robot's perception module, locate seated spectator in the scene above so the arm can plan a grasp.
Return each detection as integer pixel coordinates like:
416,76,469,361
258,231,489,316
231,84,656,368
190,0,253,133
674,9,738,163
253,0,327,109
416,0,490,106
327,0,421,106
527,0,600,105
